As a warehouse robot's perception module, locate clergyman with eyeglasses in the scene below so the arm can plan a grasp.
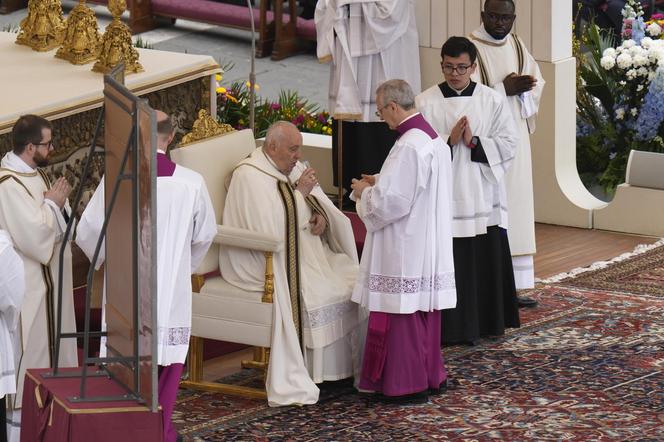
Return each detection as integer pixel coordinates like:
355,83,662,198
0,114,78,441
470,0,545,308
416,36,521,347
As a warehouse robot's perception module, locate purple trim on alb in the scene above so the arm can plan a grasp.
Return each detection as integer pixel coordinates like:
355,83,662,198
157,152,176,177
396,113,438,140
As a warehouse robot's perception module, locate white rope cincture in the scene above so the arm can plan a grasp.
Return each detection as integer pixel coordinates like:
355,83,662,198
536,237,664,284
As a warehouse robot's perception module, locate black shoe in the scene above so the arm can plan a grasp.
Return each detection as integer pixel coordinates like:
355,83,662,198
381,391,429,405
428,380,448,396
517,296,538,308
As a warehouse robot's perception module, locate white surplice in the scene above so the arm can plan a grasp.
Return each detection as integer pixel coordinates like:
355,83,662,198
76,161,217,366
220,147,359,406
315,0,421,121
0,231,24,398
470,25,545,288
416,83,518,238
351,116,456,313
0,152,78,420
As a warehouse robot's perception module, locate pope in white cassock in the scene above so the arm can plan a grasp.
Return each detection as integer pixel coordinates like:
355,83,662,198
76,111,217,442
350,80,456,403
416,37,520,345
0,231,24,442
0,115,78,442
220,121,359,406
470,0,545,301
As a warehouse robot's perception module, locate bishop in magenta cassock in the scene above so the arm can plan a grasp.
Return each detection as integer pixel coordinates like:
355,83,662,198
350,79,456,403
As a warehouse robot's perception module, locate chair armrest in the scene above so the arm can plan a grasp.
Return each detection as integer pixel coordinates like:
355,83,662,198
214,225,283,253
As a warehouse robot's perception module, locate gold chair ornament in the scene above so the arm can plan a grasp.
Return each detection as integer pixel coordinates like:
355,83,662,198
92,0,143,74
55,0,101,65
180,109,235,146
15,0,66,52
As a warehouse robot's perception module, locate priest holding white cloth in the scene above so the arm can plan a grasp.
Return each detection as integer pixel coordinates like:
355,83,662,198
416,37,520,345
470,0,545,304
76,111,217,442
220,121,360,407
350,79,456,403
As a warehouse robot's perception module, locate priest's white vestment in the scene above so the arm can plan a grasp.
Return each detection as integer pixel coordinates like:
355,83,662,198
0,231,24,398
0,152,78,421
220,147,359,406
351,114,456,313
315,0,421,121
416,82,518,238
76,156,217,366
470,25,545,288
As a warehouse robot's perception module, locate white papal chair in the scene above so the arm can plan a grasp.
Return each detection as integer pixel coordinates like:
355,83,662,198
170,114,281,399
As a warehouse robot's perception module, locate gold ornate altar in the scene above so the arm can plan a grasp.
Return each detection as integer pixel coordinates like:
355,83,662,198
0,31,219,213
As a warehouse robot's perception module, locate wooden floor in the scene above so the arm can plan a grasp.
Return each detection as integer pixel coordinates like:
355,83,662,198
199,224,660,381
534,223,659,279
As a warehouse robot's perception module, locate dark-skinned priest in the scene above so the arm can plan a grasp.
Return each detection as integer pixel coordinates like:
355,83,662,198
350,79,456,404
416,36,520,346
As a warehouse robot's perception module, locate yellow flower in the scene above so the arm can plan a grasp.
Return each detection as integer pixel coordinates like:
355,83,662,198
216,86,227,94
239,119,245,125
245,81,260,90
227,95,238,104
325,127,332,135
215,73,223,82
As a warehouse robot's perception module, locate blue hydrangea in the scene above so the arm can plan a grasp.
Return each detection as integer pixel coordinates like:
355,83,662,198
632,17,647,44
635,66,664,141
576,116,595,137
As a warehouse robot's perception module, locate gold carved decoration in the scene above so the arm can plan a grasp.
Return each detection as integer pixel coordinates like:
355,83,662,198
180,109,234,146
92,0,142,74
15,0,65,52
55,0,101,65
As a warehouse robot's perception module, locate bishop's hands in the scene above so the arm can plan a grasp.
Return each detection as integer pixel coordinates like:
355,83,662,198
450,116,474,147
44,177,72,209
351,173,375,199
503,72,537,96
295,168,318,197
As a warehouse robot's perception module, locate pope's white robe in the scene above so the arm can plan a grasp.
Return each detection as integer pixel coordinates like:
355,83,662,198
315,0,421,121
416,82,518,238
0,231,25,398
351,114,456,314
220,147,359,406
76,156,217,366
470,25,545,288
0,152,78,419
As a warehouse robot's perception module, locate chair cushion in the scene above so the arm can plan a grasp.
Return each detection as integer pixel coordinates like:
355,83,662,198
171,129,256,274
192,276,272,347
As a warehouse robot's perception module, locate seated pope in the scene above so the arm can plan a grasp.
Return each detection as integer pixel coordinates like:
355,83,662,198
220,121,360,406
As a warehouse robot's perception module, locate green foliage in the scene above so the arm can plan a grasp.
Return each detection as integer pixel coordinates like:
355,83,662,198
215,68,332,139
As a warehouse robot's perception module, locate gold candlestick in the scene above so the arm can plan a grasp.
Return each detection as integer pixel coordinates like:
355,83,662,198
92,0,143,74
16,0,65,52
56,0,101,65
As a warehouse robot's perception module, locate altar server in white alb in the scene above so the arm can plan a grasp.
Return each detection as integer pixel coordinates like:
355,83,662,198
470,0,545,306
0,115,78,442
76,111,217,442
315,0,421,120
416,37,520,345
0,232,24,442
350,80,456,403
220,121,359,407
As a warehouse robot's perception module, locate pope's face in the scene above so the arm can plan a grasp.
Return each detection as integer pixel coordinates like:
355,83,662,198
267,129,303,175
